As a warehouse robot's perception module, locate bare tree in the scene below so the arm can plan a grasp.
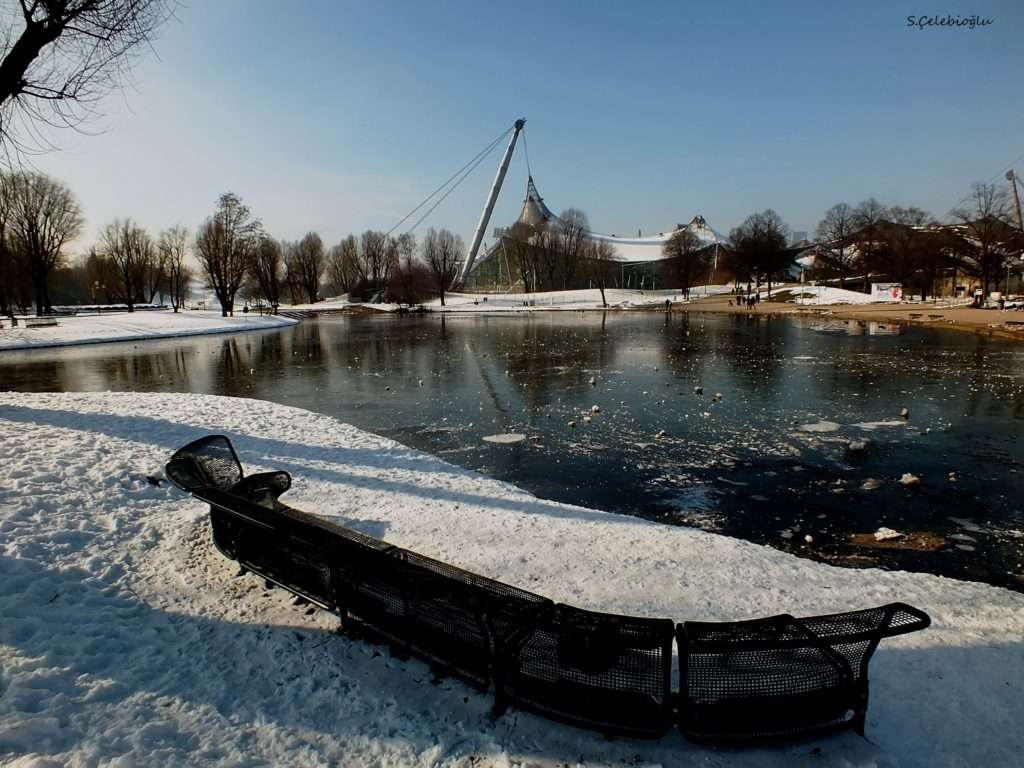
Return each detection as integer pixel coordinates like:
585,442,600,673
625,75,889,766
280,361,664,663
387,242,432,305
662,227,708,299
83,245,114,302
0,172,13,315
388,232,420,303
98,218,153,311
394,232,416,274
852,198,889,290
535,224,561,291
882,207,932,291
502,222,539,293
158,225,189,311
290,231,324,303
422,228,462,306
726,209,791,297
358,230,395,295
248,235,281,308
281,241,302,304
0,0,174,154
195,192,259,317
142,236,166,303
951,183,1015,296
815,203,858,287
326,235,361,296
5,171,82,314
586,239,618,307
555,208,588,290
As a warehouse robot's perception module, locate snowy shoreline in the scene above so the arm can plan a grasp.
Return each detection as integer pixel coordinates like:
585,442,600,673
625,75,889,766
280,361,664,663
1,391,1022,766
0,310,297,352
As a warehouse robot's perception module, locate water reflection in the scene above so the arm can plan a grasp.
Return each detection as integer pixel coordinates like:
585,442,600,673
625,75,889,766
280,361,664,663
2,313,1023,591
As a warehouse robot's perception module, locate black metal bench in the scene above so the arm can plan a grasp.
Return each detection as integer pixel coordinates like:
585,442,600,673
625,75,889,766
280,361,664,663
678,603,930,741
502,603,674,737
166,434,930,744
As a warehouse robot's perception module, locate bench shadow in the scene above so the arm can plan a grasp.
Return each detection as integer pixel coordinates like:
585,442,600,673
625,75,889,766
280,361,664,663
0,552,907,767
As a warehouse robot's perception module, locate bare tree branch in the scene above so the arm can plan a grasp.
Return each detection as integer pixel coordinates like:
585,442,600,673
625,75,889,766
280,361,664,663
0,0,175,156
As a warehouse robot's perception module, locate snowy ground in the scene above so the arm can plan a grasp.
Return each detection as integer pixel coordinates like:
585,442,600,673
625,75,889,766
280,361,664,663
0,310,296,351
280,287,736,315
1,392,1022,767
782,287,892,306
430,287,734,312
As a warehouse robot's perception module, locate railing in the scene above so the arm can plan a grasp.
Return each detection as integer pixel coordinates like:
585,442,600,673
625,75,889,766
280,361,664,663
166,434,930,743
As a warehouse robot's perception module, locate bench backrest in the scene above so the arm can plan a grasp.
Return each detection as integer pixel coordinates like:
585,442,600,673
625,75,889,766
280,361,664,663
678,603,930,740
503,603,675,737
166,434,244,493
345,547,551,689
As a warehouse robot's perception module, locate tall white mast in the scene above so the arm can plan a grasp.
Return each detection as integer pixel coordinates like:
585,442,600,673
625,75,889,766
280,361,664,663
456,118,526,285
1008,169,1023,232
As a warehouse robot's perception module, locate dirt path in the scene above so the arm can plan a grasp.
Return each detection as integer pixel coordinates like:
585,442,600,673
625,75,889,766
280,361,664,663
677,294,1024,341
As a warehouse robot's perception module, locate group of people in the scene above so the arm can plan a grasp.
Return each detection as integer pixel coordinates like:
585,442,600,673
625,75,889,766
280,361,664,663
728,293,761,309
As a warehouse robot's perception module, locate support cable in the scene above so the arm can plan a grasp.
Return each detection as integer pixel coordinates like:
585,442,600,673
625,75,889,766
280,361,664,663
386,127,513,237
522,127,532,178
403,136,505,234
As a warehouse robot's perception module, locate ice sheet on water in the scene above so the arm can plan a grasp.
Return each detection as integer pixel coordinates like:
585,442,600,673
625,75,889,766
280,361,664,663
482,433,527,444
799,421,841,433
855,420,907,430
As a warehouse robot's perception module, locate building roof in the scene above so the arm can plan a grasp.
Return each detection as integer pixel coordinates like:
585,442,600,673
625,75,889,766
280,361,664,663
494,176,729,266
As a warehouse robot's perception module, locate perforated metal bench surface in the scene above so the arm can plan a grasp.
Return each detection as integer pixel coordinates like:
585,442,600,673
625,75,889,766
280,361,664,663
678,603,930,741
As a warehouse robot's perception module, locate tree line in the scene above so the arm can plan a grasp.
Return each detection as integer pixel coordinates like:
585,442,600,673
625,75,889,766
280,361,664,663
499,209,619,306
3,170,1021,318
198,193,467,315
0,179,468,317
808,183,1024,297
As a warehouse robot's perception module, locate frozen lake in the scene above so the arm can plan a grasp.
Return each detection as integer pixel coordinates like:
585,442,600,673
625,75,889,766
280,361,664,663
3,311,1023,590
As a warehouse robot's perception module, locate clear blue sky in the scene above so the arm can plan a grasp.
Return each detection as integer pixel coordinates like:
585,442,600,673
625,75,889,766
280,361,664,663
32,0,1024,250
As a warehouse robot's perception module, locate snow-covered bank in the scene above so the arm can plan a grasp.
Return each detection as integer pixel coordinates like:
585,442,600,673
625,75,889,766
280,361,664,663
278,287,737,315
431,286,734,312
0,310,296,351
1,392,1022,767
785,286,889,305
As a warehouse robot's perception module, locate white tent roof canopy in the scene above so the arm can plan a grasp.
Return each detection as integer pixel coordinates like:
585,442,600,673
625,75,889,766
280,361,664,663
498,176,729,265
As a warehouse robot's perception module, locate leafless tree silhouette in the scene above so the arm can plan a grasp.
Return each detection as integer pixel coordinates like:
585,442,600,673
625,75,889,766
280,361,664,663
4,170,82,314
586,238,618,307
662,228,708,299
158,224,188,311
815,203,858,287
98,217,152,311
951,183,1014,295
195,192,259,317
0,0,175,155
422,227,462,306
290,231,324,303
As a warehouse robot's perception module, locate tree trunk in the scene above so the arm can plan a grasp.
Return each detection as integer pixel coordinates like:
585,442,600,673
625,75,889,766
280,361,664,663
599,286,606,307
42,276,52,315
0,19,63,106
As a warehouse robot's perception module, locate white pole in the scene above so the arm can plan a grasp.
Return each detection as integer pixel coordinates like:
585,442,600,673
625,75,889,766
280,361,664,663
457,119,526,285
